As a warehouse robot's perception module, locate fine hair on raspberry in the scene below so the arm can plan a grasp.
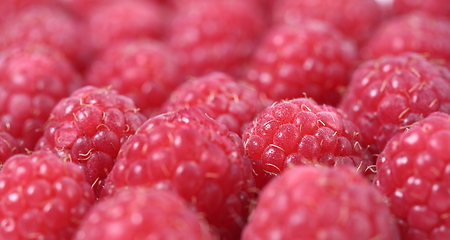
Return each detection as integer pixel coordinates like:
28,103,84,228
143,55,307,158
243,97,372,189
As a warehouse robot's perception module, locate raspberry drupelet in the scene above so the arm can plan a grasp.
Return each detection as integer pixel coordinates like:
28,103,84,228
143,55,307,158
0,5,85,70
86,39,182,117
271,0,383,45
392,0,450,18
161,71,266,135
245,20,358,106
0,150,95,239
0,0,52,22
102,107,255,240
243,166,400,240
84,0,165,59
74,187,215,240
374,112,450,239
0,131,19,165
338,52,450,157
361,12,450,67
35,86,147,198
52,0,107,19
0,44,82,152
242,97,372,189
166,0,266,79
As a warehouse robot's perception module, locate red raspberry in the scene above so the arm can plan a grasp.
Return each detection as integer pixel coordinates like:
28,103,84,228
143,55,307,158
243,166,400,240
374,112,450,239
167,0,273,21
245,21,358,106
0,5,85,70
35,86,147,198
0,150,95,239
0,45,82,152
167,0,261,11
242,97,371,189
0,131,19,164
338,52,450,157
161,72,265,135
52,0,106,19
392,0,450,18
0,0,52,21
61,0,171,16
74,187,215,240
85,0,165,58
102,107,255,239
361,12,450,66
166,0,265,79
86,39,182,117
271,0,383,44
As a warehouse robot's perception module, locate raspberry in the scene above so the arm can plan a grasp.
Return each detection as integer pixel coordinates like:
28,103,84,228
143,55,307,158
0,131,19,165
243,166,400,240
167,0,260,11
42,0,122,20
374,112,450,239
361,12,450,66
0,0,52,21
102,107,255,239
242,97,371,189
0,150,95,239
245,20,358,106
0,45,82,152
85,0,165,58
271,0,383,44
161,72,265,135
338,52,450,157
166,0,265,79
0,5,85,70
74,187,215,240
52,0,105,19
35,86,147,198
392,0,450,18
86,39,181,117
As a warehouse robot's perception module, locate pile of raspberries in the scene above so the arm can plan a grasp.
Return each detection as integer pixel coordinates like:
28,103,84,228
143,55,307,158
1,0,450,239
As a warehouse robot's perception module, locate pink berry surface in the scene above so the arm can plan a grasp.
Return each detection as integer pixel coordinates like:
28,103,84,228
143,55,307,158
1,1,450,239
243,166,400,240
102,107,255,239
162,71,265,135
86,39,182,117
0,44,82,152
166,0,266,79
84,0,165,59
272,0,383,44
0,131,19,165
74,187,215,240
392,0,450,18
0,5,84,69
0,150,95,239
242,97,372,189
339,52,450,156
0,0,52,22
361,12,450,67
246,20,358,106
35,86,147,197
374,112,450,239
